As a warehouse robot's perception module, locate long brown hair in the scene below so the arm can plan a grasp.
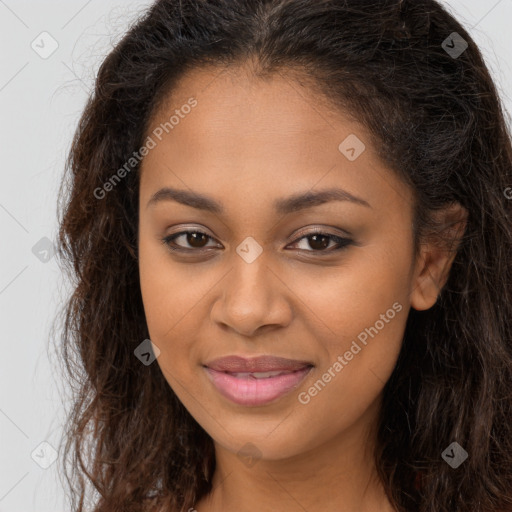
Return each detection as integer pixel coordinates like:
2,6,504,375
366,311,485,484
55,1,512,511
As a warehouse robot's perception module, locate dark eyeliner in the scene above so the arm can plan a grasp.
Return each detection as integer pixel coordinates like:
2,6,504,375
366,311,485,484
160,229,353,254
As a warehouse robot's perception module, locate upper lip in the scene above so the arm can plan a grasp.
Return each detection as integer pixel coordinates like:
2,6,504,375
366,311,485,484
204,355,314,373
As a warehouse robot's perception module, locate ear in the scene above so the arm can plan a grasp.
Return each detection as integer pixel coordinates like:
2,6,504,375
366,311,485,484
410,202,468,311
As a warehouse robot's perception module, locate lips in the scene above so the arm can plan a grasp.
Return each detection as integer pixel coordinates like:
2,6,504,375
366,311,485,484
203,355,314,406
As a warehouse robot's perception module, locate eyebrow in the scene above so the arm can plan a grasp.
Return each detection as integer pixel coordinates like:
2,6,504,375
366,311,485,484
146,186,371,214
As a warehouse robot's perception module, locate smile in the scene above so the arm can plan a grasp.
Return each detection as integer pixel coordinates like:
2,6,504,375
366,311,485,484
204,366,313,406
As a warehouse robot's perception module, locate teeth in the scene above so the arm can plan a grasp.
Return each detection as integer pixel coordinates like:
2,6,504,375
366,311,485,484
229,370,288,379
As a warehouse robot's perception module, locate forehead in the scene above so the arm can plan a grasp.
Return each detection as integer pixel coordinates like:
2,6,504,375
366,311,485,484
147,64,363,154
139,65,413,217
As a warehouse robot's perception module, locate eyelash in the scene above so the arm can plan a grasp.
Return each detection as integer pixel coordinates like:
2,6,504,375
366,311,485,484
160,228,353,256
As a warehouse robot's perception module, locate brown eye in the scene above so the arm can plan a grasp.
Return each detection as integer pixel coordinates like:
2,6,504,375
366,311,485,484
288,232,353,253
184,232,209,248
162,230,218,251
305,234,331,251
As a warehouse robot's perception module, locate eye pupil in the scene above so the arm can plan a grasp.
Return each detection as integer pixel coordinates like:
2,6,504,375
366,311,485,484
188,232,208,248
308,234,330,250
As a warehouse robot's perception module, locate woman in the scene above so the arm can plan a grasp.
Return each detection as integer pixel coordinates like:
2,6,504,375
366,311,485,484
55,0,512,511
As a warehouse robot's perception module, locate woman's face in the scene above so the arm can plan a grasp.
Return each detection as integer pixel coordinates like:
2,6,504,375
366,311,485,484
138,65,426,461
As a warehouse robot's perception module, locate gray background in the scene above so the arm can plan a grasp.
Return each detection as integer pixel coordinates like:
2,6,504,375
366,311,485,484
0,1,511,510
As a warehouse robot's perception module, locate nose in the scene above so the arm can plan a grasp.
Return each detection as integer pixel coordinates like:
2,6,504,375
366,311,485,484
210,254,293,338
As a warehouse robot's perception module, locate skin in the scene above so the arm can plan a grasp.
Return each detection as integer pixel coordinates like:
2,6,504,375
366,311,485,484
137,64,466,512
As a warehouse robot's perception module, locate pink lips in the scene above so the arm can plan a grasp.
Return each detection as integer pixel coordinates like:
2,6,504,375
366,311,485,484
204,355,313,406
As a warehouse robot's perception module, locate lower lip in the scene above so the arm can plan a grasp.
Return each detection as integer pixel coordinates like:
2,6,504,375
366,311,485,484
204,366,313,406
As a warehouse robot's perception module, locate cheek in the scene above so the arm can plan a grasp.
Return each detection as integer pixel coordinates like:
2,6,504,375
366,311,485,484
291,250,410,428
291,242,411,345
138,234,193,351
138,241,174,338
138,233,220,384
139,230,198,336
